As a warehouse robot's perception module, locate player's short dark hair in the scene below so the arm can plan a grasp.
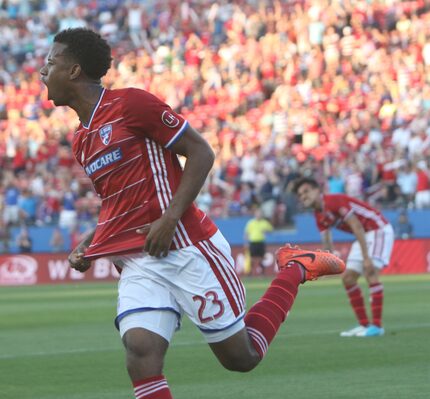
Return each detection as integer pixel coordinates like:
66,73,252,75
54,28,112,80
292,177,320,194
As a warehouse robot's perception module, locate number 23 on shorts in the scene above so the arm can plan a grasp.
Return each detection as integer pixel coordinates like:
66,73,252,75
193,291,225,323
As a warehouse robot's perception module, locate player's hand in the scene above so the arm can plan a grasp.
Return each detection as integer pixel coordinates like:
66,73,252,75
68,247,92,272
136,217,177,258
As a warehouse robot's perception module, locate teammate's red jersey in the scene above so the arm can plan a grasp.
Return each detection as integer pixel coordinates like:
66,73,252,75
72,88,217,260
315,194,388,234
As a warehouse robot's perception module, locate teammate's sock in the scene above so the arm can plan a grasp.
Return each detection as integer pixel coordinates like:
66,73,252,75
369,282,384,327
244,263,302,358
133,375,173,399
345,284,369,326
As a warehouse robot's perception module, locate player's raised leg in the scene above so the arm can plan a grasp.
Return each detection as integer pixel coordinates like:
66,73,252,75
209,244,345,370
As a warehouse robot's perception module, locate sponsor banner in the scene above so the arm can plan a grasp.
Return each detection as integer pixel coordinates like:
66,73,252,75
0,255,38,286
0,239,429,286
0,254,120,286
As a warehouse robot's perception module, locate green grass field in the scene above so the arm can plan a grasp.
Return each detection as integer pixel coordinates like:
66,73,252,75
1,275,429,399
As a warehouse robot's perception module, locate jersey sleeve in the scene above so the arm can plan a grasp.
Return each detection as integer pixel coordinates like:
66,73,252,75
123,88,188,148
325,194,354,220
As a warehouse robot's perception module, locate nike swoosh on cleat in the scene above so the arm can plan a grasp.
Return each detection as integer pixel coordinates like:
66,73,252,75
287,253,316,263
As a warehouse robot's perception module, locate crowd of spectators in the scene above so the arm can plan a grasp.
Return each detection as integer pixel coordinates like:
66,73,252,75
1,0,430,241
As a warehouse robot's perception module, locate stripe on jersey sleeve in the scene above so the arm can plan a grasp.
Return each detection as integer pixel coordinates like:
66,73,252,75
350,202,386,228
165,121,188,148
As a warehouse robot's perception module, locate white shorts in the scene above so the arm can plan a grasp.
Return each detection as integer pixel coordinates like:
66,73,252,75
346,224,395,273
113,230,246,343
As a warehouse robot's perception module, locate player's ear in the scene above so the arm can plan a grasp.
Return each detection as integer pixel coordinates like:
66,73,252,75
69,64,82,80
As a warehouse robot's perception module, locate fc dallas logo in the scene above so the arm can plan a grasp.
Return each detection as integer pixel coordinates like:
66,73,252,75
99,124,112,145
161,111,180,128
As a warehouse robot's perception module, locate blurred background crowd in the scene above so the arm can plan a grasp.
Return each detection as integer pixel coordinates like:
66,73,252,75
1,0,430,248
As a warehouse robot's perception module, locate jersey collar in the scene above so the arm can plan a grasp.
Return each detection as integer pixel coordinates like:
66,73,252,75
82,88,106,130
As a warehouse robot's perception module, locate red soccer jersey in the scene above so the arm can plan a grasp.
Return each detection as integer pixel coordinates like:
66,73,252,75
315,194,388,234
73,88,217,260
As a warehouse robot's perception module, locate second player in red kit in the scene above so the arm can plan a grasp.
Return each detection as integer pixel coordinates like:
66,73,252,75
294,177,394,338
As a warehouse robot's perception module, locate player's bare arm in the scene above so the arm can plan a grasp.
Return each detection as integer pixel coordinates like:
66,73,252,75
321,229,334,252
344,214,377,277
137,125,215,257
68,228,96,272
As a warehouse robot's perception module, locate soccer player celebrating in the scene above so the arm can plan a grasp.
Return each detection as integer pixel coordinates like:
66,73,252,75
294,177,395,337
40,28,344,399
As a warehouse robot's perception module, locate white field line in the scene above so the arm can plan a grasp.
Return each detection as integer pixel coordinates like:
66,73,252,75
1,322,430,360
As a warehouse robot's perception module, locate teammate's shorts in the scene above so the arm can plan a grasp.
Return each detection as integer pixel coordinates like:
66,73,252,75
113,230,246,343
346,224,394,273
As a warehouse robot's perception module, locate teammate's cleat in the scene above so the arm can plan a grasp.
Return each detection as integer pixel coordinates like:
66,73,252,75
357,325,385,337
340,325,368,337
275,244,345,281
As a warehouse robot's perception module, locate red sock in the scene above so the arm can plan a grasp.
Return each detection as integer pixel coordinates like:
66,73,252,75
133,375,173,399
244,264,302,358
369,283,384,327
345,284,369,326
